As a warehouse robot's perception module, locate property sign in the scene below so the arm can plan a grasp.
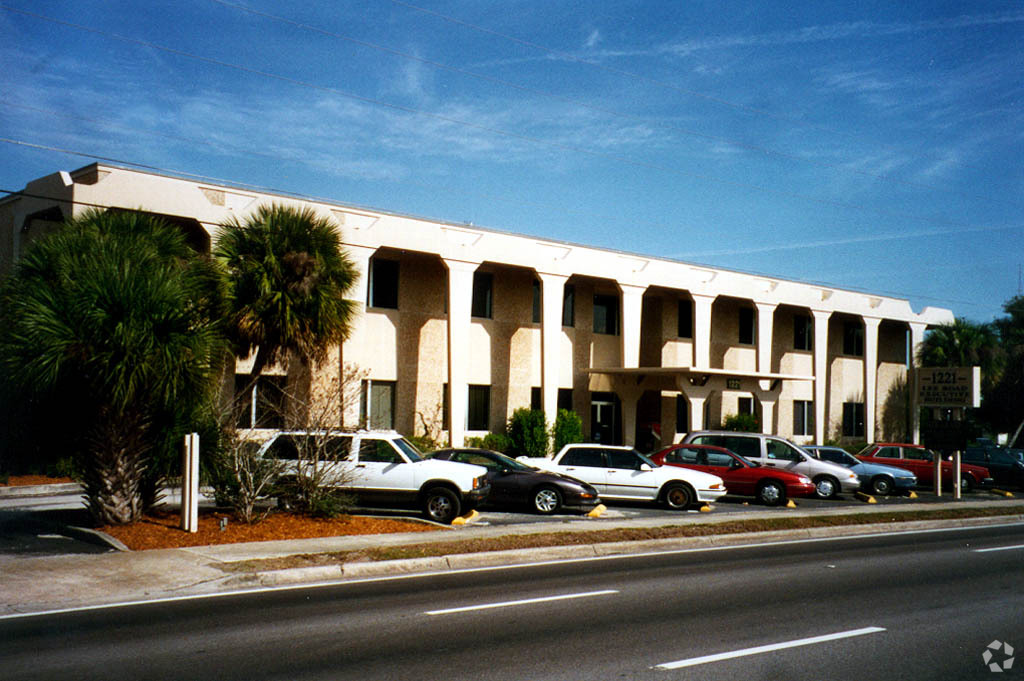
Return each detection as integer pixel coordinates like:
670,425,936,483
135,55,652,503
916,366,981,408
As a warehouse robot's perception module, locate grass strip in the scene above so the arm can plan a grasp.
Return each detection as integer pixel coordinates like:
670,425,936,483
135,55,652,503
222,504,1024,573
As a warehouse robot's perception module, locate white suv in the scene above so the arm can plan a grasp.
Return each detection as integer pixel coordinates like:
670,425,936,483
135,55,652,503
259,430,489,524
682,431,861,499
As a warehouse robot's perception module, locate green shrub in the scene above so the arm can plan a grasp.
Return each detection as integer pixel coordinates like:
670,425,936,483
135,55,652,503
406,434,440,454
465,433,511,452
552,409,583,451
721,413,760,432
506,408,548,458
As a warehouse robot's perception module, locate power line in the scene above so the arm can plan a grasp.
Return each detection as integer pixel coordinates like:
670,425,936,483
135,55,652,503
0,6,1011,241
206,0,1013,209
390,0,1002,179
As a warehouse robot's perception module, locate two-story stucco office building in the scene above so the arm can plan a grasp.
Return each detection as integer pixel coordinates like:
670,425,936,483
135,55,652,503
1,163,953,450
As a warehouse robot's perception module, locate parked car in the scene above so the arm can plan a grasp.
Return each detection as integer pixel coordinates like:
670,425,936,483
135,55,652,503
681,431,860,499
519,443,727,510
804,445,916,496
650,443,815,506
963,445,1024,489
856,443,992,491
427,448,601,514
259,430,490,524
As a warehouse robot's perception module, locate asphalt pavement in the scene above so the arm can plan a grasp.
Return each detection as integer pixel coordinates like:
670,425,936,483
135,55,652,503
0,482,1022,618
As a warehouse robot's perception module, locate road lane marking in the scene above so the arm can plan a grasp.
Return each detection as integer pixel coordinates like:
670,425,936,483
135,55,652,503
974,544,1024,553
655,626,886,669
424,589,618,615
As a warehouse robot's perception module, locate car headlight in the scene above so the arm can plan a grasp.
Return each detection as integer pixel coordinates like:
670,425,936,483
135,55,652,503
798,475,812,484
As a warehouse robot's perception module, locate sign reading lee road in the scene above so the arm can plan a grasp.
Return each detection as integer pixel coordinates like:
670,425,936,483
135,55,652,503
916,366,981,408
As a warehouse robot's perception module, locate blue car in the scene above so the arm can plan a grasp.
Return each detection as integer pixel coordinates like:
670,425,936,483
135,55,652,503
804,445,917,496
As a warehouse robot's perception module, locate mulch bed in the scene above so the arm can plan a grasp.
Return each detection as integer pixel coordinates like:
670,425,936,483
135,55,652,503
1,475,75,486
99,508,441,551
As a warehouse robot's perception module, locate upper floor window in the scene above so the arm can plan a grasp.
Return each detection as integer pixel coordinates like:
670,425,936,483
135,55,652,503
794,315,813,351
738,307,755,345
368,258,399,309
593,294,620,335
843,321,864,356
471,272,493,319
678,299,693,338
562,285,575,327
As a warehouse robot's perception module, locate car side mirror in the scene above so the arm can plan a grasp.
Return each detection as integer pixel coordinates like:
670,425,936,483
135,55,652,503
640,463,653,471
730,460,743,470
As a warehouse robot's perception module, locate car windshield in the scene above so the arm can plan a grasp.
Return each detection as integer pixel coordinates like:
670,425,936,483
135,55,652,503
393,437,423,462
636,451,658,467
489,452,536,472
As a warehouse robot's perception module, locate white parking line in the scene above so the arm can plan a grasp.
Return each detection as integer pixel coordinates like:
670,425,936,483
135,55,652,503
655,626,886,669
974,544,1024,553
424,589,618,615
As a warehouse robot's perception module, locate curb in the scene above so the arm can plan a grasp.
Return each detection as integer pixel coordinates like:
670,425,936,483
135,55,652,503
0,483,83,498
245,513,1024,585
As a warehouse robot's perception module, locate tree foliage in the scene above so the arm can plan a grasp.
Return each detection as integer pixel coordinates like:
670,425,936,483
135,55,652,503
505,408,549,458
0,209,227,524
551,409,583,452
214,204,359,379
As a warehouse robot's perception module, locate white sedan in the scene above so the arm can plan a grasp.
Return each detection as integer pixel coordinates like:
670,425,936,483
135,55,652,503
520,444,727,510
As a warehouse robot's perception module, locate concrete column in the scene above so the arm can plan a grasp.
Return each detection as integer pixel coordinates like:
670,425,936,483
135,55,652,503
692,294,716,369
619,283,646,369
812,309,832,444
617,380,645,447
689,395,706,432
538,273,568,442
909,322,928,444
443,259,478,447
864,316,881,442
755,302,778,393
759,398,776,435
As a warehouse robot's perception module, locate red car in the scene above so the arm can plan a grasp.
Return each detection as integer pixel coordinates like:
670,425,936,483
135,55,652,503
857,443,992,491
651,443,816,506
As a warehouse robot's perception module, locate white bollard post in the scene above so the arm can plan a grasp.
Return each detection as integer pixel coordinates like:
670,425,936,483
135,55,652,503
953,451,962,501
181,433,200,533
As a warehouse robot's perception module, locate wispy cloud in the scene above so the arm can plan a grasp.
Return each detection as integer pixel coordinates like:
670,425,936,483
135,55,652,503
584,29,601,48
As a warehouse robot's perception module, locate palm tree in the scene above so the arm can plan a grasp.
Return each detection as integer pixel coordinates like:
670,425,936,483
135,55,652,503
916,318,1004,389
214,204,358,394
0,209,227,524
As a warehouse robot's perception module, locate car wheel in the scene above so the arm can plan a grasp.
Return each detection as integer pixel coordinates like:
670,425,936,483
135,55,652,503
814,476,840,499
531,486,563,515
662,483,693,510
960,474,974,492
757,480,786,506
422,487,461,524
871,476,894,496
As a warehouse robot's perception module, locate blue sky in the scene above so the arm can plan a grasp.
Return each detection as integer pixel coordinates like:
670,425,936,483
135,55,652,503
1,1,1021,322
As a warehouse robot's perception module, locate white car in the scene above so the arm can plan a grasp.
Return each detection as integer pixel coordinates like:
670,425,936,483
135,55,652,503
519,444,726,510
259,430,489,524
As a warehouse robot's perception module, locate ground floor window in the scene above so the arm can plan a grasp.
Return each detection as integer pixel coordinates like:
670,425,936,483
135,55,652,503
234,374,286,429
557,388,573,412
793,400,814,436
842,401,865,438
360,380,395,430
675,396,689,434
467,385,491,431
738,397,755,415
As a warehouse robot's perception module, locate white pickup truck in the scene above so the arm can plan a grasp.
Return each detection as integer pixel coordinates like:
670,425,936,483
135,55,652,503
519,443,726,510
260,430,489,523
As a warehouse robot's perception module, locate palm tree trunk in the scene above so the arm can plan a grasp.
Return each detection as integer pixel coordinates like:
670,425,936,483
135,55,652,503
81,409,150,525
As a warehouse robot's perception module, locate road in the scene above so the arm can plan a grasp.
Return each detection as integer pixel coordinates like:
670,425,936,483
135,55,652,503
2,522,1022,680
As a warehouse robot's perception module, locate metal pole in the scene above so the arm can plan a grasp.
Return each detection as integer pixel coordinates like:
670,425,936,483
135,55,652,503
181,433,199,533
953,450,962,501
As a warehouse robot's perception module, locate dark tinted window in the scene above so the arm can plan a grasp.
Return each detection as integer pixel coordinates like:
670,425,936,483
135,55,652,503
721,436,761,460
766,440,803,461
369,258,399,309
607,449,641,470
359,439,401,463
875,446,901,459
666,447,700,464
471,272,493,319
560,448,605,467
678,299,693,338
267,435,299,460
706,451,734,467
738,308,755,345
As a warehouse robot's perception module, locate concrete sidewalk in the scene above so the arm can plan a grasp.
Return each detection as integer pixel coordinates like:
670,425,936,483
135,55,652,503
2,497,1023,618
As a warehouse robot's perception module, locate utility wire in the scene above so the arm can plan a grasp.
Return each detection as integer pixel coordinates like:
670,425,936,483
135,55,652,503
0,6,1012,240
207,0,1012,208
390,0,1001,178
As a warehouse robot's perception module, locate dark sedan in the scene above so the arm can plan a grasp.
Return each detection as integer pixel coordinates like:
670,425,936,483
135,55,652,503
428,448,601,515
